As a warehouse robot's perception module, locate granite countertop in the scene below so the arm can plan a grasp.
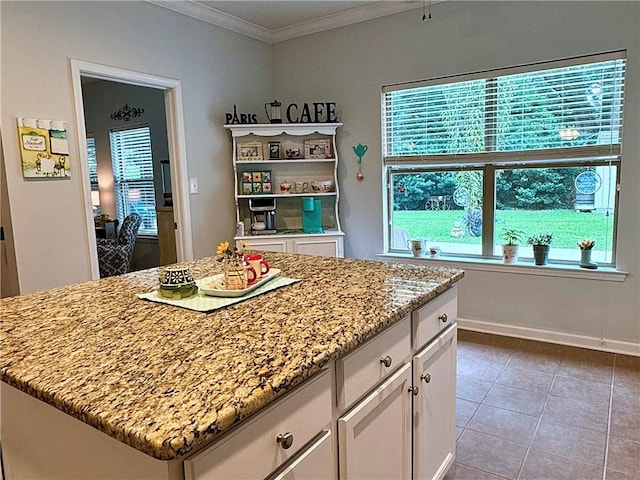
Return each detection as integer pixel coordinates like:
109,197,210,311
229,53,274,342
0,252,463,461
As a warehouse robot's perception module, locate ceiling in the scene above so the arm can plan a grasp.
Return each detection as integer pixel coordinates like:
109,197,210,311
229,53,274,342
149,0,432,43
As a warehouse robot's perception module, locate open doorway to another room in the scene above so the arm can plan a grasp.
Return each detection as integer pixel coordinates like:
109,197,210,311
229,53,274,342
81,78,177,274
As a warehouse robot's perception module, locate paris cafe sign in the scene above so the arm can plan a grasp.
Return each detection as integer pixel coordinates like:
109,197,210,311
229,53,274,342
226,101,338,124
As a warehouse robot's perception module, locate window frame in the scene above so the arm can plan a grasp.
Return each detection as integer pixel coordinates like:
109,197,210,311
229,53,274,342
382,51,625,267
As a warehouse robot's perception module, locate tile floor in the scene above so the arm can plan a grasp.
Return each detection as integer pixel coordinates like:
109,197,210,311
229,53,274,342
446,330,640,480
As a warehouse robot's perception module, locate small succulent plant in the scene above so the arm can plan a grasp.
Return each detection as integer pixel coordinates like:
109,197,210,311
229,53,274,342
527,233,553,246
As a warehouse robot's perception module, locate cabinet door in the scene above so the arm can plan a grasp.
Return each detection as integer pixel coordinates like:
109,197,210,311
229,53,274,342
413,324,457,480
266,430,334,480
338,362,412,480
239,237,289,253
293,236,343,258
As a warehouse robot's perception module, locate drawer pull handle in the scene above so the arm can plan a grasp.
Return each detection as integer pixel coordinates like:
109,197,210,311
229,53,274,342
421,373,432,384
380,355,393,368
439,313,448,323
408,385,419,396
276,432,294,449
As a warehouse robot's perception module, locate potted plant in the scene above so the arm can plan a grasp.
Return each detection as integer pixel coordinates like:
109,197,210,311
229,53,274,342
527,233,553,266
501,228,525,264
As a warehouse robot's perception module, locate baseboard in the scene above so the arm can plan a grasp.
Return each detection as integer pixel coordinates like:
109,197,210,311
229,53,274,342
457,317,640,357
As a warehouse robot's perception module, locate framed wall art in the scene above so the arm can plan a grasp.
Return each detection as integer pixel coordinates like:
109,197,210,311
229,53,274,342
17,117,70,179
241,170,272,194
268,141,281,160
237,141,264,161
304,139,331,159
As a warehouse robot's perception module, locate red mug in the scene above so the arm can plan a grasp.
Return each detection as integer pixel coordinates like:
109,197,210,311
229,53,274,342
244,253,269,283
245,263,257,285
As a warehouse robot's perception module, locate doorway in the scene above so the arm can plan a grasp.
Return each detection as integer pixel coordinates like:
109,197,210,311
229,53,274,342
70,60,193,279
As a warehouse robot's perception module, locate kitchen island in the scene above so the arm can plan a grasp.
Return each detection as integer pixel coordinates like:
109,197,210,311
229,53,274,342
1,252,463,479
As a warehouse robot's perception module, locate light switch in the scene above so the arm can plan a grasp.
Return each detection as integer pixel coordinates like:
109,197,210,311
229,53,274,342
190,177,199,194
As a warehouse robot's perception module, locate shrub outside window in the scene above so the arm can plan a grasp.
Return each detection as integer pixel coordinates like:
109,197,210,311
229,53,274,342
383,52,626,266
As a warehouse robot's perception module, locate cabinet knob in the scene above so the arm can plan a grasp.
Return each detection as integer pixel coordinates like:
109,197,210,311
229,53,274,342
408,385,419,396
276,432,294,449
439,313,448,323
421,373,431,384
380,355,393,368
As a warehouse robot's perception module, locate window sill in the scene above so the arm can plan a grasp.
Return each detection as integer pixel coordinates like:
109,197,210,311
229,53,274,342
377,253,628,282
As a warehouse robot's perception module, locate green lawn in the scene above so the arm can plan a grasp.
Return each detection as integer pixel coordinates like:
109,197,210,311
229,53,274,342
393,209,614,249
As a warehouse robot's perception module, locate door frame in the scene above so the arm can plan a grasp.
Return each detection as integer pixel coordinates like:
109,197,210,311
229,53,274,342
70,59,193,279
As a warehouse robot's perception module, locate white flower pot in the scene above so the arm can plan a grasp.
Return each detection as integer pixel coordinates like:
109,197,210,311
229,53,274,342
502,244,519,264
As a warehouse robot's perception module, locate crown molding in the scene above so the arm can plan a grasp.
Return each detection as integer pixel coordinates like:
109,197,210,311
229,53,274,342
271,1,423,44
148,1,443,45
147,0,272,43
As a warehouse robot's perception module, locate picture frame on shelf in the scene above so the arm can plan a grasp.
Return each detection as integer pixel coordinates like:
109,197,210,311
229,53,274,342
237,141,263,160
304,139,331,159
285,148,302,159
268,141,281,160
241,170,272,194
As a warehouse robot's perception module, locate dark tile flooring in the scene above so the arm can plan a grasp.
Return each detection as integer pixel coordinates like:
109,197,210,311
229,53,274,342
446,330,640,480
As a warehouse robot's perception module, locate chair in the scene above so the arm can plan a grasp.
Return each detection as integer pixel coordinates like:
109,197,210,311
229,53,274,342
96,213,142,278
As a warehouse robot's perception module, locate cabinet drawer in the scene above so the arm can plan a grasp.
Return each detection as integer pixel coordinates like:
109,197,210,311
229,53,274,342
184,369,332,480
336,315,410,411
412,286,457,351
266,430,334,480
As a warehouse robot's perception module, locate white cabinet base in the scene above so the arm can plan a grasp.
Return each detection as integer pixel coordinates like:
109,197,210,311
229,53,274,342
237,232,344,258
413,324,457,480
338,363,412,480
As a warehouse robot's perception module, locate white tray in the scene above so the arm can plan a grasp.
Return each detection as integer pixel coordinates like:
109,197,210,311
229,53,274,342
199,268,281,297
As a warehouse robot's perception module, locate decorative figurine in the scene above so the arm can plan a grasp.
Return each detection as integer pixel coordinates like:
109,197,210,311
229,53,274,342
353,143,368,181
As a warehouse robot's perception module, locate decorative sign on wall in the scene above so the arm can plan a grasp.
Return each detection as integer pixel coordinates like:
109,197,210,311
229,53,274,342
17,118,70,179
352,143,368,181
285,102,337,123
110,103,144,122
226,105,258,124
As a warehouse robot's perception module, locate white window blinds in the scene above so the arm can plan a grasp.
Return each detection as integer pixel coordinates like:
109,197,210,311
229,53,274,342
383,52,626,161
86,136,98,187
109,126,157,236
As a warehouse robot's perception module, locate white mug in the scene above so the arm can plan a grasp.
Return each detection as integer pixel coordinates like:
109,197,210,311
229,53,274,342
294,181,309,193
407,239,425,257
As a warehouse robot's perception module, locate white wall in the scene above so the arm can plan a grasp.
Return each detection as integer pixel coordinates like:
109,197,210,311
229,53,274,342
1,0,272,293
272,1,640,345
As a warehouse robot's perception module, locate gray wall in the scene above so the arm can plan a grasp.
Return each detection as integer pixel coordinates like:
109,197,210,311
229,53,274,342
272,1,640,345
1,1,272,293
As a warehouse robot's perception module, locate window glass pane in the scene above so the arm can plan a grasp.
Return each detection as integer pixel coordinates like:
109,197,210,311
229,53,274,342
495,59,625,151
86,136,98,187
390,170,483,255
384,56,625,157
109,126,157,236
384,80,486,156
494,165,616,263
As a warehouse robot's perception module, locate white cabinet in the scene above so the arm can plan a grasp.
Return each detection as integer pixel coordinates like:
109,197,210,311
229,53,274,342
266,430,334,480
226,123,344,258
338,363,412,480
246,232,344,257
336,289,458,480
413,325,457,480
184,370,332,480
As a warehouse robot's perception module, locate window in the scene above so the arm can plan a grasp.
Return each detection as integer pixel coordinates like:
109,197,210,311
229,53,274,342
109,125,157,236
383,52,626,266
86,135,98,190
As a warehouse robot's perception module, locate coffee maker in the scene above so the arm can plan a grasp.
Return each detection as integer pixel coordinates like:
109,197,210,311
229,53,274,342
249,198,277,235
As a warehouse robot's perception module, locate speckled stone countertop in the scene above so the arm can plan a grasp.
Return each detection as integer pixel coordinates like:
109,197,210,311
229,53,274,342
1,253,463,461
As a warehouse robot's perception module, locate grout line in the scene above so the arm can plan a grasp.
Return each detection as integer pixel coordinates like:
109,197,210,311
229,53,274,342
514,371,558,480
602,356,617,480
